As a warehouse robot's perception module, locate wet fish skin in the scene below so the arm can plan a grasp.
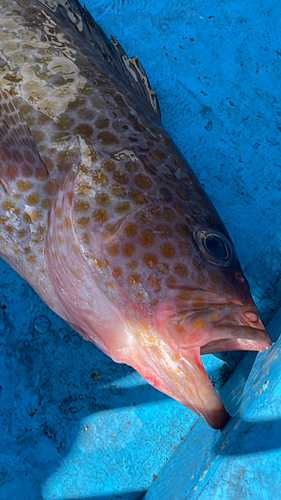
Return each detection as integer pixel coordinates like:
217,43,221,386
0,0,271,428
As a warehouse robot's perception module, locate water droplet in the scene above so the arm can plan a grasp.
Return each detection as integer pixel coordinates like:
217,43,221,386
69,333,82,348
33,316,50,333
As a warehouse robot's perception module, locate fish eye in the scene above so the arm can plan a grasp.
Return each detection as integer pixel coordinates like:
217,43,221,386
193,227,233,266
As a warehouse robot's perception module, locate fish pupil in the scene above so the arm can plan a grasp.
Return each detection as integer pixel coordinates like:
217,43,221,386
205,235,228,260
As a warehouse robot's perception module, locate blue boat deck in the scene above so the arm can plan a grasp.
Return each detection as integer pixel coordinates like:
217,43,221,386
1,1,281,499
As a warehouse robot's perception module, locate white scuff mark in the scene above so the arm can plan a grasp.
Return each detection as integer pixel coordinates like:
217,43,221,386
122,55,158,111
24,205,39,227
234,419,241,431
199,468,210,482
114,149,137,162
256,379,269,397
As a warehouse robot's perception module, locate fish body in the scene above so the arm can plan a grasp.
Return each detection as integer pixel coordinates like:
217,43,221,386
0,0,271,428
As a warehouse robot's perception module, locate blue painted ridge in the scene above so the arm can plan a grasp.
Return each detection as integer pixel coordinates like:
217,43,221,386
144,307,281,500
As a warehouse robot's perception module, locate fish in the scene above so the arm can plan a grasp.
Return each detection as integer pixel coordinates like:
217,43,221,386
0,0,271,429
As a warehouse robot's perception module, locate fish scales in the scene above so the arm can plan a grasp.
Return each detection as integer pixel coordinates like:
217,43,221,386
0,0,271,428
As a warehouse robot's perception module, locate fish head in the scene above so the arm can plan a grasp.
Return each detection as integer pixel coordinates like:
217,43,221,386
64,146,271,429
103,204,271,429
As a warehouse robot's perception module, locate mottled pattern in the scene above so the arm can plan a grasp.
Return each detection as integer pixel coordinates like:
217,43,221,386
0,0,271,428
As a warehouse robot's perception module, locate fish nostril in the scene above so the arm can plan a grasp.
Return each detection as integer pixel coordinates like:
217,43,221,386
244,311,259,323
234,272,245,284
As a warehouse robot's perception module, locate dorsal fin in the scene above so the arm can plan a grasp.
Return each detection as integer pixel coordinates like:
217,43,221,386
40,0,162,123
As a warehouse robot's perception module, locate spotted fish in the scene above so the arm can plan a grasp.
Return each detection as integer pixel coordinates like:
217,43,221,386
0,0,271,428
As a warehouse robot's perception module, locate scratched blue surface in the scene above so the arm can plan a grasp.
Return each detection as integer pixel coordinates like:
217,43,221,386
0,1,281,499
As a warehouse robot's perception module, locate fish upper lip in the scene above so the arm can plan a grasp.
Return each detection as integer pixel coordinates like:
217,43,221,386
166,300,272,355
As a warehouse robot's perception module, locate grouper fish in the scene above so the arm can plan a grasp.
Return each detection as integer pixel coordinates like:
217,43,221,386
0,0,271,429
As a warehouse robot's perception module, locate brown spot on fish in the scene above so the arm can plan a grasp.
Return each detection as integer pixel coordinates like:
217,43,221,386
151,206,161,218
38,113,52,125
42,199,51,210
159,263,169,274
124,223,138,237
175,187,189,201
197,275,207,287
136,292,145,302
77,182,92,196
147,276,161,290
95,117,110,129
161,243,175,259
114,94,127,108
27,193,40,205
174,263,188,278
103,160,115,171
75,200,90,212
93,170,108,185
27,255,37,264
156,224,173,238
193,259,204,271
55,208,62,219
6,225,13,234
58,151,79,171
163,207,175,222
143,253,158,268
209,271,221,285
166,276,177,288
113,267,123,277
134,174,152,189
42,157,54,172
140,231,155,247
97,131,119,145
2,200,15,211
82,233,91,245
179,242,191,257
18,230,26,238
78,108,95,120
129,190,147,204
6,165,18,180
115,202,130,213
17,180,33,192
22,165,33,178
32,131,45,143
56,115,75,130
95,193,110,205
33,226,45,245
75,124,94,137
44,180,58,195
77,217,90,228
175,224,190,238
67,97,86,111
111,185,126,197
113,171,129,185
108,244,120,257
128,274,140,285
93,209,108,223
123,243,135,258
125,161,139,173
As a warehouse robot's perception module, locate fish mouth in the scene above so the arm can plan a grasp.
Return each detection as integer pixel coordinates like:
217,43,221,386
154,294,272,429
200,335,269,355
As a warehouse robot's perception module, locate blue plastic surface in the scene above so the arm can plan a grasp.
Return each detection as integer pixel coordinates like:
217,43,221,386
0,1,281,499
